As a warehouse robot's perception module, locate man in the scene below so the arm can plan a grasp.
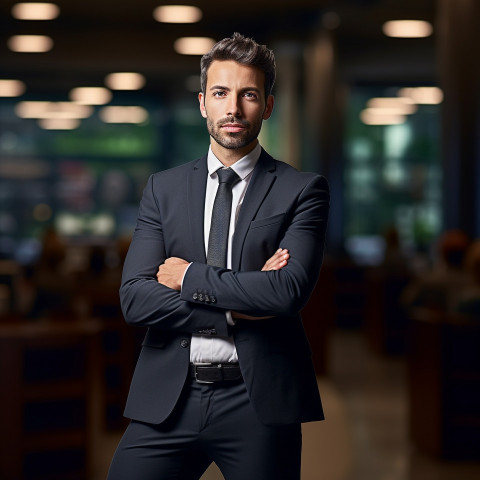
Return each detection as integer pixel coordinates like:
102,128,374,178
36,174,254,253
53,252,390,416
107,33,330,480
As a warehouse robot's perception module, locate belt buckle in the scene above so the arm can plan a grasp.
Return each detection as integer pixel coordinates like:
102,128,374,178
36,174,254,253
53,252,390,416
193,362,216,384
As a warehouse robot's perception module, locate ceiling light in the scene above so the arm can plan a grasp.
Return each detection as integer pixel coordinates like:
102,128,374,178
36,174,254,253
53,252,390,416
8,35,53,52
99,106,149,124
360,110,406,126
398,86,443,104
382,20,433,38
0,79,26,97
174,37,216,55
69,87,112,105
38,118,81,130
366,97,417,114
11,2,60,20
15,101,93,119
153,5,202,23
15,101,50,118
105,72,146,90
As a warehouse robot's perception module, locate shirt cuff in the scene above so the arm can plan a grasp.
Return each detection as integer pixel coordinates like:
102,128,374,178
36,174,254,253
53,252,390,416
180,262,193,291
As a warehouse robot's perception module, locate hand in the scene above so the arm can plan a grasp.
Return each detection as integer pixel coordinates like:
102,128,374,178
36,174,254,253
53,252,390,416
157,257,190,291
261,248,289,271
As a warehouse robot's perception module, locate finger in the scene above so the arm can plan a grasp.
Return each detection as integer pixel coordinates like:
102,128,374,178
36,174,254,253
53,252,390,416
268,249,288,264
270,259,287,270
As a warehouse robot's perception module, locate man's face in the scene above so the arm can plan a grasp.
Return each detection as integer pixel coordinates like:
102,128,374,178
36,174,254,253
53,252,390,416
199,60,274,155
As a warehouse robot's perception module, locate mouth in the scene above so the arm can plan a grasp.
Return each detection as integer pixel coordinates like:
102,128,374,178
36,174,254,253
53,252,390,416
221,123,246,133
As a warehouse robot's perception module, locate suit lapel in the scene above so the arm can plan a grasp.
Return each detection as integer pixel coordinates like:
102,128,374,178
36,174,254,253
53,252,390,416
232,149,277,270
187,156,208,263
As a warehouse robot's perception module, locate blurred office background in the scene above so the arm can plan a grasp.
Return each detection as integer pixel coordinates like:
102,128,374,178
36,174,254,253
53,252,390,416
0,0,479,479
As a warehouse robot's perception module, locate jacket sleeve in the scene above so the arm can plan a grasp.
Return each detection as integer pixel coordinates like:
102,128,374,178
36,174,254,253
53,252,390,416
180,174,330,317
119,174,230,336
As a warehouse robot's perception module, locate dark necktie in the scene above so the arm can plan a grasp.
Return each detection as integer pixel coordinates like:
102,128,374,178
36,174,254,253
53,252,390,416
207,168,240,268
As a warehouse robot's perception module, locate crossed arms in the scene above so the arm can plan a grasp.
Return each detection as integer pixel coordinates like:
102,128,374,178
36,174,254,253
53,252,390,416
119,173,329,334
156,248,290,290
157,249,290,320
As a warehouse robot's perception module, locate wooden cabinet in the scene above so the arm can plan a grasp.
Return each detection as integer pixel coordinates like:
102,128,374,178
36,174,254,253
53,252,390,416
409,310,480,459
0,321,100,480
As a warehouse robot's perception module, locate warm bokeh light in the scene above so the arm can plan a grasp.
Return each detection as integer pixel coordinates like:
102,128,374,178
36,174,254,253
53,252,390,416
0,79,26,97
7,35,53,52
99,106,149,124
174,37,216,55
398,86,444,104
366,97,417,114
69,87,112,105
11,2,60,20
382,20,433,38
153,5,202,23
360,109,406,125
15,101,93,119
38,118,81,129
105,72,146,90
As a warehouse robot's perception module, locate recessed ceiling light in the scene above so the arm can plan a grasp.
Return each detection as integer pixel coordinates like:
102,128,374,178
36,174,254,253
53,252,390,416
99,106,149,124
398,87,443,104
38,118,81,130
11,3,60,20
382,20,433,38
69,87,112,105
105,72,146,90
0,79,26,97
153,5,202,23
174,37,216,55
366,97,417,114
360,110,406,125
8,35,53,52
15,101,93,119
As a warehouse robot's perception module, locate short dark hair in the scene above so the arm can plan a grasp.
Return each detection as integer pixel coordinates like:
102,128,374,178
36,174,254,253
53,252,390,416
200,32,276,100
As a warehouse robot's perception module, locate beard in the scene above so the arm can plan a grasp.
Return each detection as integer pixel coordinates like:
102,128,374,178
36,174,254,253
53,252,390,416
206,114,263,150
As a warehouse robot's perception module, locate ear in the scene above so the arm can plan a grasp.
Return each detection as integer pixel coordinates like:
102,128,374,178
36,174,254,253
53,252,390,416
198,92,207,119
263,95,274,120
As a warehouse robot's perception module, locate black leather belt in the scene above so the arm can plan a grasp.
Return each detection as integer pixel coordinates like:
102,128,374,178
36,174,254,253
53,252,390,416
190,363,242,384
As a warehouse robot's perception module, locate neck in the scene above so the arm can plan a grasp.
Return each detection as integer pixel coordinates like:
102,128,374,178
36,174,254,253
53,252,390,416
210,139,258,167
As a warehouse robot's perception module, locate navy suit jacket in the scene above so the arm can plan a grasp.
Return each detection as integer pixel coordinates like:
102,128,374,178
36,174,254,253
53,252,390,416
120,148,330,426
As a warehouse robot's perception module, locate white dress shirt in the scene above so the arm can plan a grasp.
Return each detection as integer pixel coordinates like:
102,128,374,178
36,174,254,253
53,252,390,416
189,143,261,364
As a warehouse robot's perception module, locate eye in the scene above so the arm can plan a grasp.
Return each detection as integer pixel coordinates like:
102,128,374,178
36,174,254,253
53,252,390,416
213,90,227,97
243,92,258,99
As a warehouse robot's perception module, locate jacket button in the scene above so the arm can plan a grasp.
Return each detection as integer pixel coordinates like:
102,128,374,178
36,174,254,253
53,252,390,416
210,296,217,303
192,292,198,300
180,339,189,348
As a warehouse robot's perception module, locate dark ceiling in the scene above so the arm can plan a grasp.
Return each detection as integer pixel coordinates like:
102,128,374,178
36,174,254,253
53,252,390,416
0,0,437,98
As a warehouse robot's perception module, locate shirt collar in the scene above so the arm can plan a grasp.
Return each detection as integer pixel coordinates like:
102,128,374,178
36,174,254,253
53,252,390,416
207,143,261,181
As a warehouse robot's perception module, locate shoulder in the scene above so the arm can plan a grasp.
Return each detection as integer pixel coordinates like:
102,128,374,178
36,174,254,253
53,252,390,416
262,151,329,192
151,157,204,182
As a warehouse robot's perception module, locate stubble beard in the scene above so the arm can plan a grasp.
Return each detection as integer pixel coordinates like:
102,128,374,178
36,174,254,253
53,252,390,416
206,115,262,150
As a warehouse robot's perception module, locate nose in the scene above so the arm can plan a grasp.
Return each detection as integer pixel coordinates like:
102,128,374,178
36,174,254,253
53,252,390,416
226,95,241,118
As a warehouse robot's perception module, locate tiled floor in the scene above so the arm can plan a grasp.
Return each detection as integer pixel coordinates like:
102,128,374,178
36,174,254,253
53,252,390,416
96,328,480,479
